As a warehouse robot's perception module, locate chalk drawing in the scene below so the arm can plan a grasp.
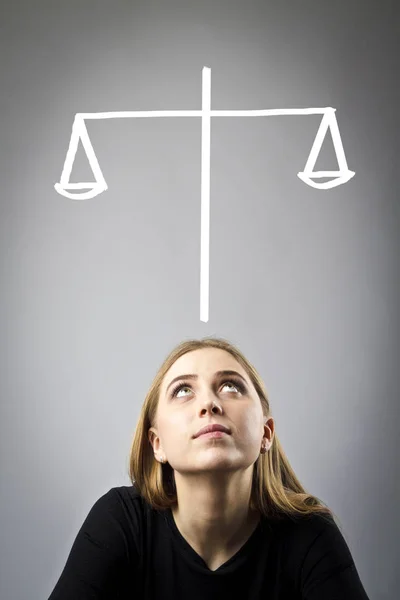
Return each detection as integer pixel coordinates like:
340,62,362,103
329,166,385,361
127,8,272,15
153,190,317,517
55,67,355,323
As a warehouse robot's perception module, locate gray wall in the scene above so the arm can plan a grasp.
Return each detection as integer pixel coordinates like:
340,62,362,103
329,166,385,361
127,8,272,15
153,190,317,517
0,1,398,599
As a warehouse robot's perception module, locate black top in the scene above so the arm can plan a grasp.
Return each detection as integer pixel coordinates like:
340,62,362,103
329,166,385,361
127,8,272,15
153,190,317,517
48,484,370,599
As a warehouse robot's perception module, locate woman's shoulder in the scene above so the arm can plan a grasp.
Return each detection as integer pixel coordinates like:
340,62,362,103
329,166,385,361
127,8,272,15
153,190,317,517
106,481,143,501
275,510,351,568
99,482,145,514
265,510,340,549
84,482,146,532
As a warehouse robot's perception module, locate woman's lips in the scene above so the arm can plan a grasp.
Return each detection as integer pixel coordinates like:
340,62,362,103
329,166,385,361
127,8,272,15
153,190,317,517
195,431,228,439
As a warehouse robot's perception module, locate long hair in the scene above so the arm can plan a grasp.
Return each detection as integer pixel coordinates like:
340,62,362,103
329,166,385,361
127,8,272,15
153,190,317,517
128,337,338,525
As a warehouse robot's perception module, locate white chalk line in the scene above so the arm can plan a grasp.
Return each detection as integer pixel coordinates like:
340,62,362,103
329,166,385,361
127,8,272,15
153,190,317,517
200,67,211,324
77,107,330,119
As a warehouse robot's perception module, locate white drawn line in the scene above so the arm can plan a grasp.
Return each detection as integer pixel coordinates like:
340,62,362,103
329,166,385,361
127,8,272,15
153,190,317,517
55,66,355,323
200,67,211,324
297,107,354,189
55,116,107,200
77,108,330,119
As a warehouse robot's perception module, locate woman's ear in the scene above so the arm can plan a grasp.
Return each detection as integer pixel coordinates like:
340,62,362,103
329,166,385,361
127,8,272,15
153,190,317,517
148,427,158,451
263,417,275,449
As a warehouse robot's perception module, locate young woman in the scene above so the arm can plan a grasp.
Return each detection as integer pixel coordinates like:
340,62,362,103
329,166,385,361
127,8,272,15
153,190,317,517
48,337,370,599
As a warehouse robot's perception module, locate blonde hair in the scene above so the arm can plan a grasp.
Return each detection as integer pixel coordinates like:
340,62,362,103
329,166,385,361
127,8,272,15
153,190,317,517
128,336,338,525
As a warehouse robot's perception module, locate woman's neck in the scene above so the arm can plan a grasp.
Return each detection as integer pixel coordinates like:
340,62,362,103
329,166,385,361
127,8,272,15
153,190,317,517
170,469,259,569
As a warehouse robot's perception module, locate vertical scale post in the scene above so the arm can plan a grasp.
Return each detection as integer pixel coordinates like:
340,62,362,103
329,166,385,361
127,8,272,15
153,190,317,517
200,67,211,323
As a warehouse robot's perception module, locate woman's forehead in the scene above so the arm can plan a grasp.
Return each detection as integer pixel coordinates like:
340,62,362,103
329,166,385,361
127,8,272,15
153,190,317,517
161,348,248,391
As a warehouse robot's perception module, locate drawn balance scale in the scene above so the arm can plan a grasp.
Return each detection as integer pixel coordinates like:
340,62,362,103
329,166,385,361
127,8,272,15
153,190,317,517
54,67,355,323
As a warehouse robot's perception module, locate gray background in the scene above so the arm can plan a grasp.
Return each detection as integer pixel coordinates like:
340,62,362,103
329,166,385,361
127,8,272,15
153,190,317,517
0,1,398,599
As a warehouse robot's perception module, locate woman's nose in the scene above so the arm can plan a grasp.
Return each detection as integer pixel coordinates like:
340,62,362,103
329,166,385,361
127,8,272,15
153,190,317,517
199,392,223,413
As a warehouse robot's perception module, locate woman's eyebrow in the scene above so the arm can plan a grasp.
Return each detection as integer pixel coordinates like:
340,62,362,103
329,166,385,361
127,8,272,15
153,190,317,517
165,370,247,394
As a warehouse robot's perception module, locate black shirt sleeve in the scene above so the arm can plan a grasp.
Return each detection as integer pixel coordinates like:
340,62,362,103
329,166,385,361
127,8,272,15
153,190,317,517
47,488,137,600
300,515,370,600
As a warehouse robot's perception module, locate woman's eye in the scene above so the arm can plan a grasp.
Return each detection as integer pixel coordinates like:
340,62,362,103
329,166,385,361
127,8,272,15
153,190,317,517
173,381,242,398
221,382,240,393
175,386,190,398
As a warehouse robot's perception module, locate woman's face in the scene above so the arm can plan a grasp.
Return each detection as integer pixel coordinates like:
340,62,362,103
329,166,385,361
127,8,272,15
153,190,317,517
148,347,274,475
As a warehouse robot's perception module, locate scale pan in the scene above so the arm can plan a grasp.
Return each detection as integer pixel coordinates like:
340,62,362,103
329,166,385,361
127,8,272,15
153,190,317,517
297,170,355,190
54,182,108,200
